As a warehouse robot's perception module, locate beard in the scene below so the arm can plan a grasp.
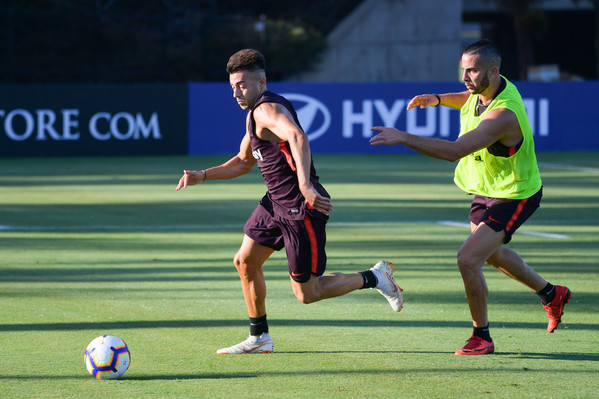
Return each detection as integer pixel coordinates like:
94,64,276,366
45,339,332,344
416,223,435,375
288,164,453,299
470,71,490,95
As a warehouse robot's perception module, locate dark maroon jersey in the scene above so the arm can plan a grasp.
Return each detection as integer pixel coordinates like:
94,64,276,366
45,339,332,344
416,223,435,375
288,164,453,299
248,91,329,220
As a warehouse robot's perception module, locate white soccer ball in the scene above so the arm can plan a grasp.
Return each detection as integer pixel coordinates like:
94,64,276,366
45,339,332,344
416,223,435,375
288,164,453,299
84,334,131,379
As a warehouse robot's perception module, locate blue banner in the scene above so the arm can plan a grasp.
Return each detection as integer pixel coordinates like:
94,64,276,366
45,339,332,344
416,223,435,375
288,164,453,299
188,81,599,155
2,81,596,157
0,84,187,157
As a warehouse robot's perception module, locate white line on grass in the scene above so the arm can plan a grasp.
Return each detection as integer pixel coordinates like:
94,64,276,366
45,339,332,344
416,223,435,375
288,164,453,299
0,220,569,239
538,162,599,174
437,220,569,239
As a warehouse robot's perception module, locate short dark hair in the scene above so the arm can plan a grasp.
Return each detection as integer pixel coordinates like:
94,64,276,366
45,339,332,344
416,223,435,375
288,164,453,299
463,39,502,69
226,49,266,74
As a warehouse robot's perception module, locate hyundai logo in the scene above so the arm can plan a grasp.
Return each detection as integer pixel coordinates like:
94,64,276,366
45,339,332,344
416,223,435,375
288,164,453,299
282,93,331,142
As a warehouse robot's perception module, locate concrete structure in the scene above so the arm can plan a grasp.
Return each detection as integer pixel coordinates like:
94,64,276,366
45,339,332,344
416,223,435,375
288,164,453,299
294,0,593,83
296,0,463,82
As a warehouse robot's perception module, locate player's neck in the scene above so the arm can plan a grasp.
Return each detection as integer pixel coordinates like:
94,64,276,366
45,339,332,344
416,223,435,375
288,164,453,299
249,89,267,110
479,77,501,106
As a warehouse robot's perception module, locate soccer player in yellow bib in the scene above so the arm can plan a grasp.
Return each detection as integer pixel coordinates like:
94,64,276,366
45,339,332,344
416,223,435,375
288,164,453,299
370,39,571,355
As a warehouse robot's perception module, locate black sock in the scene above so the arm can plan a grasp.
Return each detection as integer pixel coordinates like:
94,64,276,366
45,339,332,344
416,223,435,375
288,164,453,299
249,314,268,336
537,283,555,305
359,270,377,289
473,324,492,342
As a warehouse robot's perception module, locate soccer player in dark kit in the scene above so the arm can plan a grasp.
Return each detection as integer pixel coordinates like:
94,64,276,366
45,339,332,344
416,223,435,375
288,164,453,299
176,49,403,354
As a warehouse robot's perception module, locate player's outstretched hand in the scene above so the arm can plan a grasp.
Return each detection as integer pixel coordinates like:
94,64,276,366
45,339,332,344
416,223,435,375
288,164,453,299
175,170,205,191
407,94,438,110
369,127,405,146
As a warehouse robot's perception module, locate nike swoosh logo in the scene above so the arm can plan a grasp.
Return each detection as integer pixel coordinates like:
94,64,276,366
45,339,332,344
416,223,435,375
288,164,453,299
242,343,269,353
385,274,398,293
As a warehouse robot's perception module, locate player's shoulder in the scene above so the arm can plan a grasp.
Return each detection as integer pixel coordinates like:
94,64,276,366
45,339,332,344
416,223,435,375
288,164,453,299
253,101,291,119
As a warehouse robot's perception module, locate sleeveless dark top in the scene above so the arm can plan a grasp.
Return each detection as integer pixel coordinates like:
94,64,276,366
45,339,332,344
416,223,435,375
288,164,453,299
248,91,329,220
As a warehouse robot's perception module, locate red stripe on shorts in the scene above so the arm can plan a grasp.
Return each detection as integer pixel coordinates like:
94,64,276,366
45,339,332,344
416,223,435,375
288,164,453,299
505,198,528,232
278,142,297,172
303,214,319,274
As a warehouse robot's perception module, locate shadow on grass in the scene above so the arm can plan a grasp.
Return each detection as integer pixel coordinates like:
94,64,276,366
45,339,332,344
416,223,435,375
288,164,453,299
0,373,256,381
282,350,599,362
1,319,595,332
2,360,598,382
495,352,599,362
3,258,598,287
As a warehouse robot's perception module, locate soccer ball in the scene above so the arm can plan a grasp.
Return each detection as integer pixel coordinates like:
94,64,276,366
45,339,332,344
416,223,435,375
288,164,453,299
84,334,131,379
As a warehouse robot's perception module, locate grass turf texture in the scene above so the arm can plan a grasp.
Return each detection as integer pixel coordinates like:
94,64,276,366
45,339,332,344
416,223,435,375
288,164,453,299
0,152,597,398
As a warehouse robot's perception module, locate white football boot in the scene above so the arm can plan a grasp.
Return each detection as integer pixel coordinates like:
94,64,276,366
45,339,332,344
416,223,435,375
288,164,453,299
370,260,404,312
216,332,274,354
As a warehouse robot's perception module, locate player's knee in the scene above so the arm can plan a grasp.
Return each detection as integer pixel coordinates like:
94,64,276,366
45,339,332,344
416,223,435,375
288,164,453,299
294,291,317,304
233,252,256,278
233,252,244,270
293,285,319,304
457,249,479,274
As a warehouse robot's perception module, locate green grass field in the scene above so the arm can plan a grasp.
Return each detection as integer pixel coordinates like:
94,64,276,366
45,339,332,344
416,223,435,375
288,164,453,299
1,152,598,398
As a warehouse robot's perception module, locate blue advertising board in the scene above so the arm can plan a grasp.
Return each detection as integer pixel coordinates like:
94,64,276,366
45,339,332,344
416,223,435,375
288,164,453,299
0,84,187,157
188,80,599,155
1,81,596,157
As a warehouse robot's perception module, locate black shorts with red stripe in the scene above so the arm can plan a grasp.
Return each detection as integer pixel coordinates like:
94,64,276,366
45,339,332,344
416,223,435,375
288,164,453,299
469,187,543,244
243,195,328,283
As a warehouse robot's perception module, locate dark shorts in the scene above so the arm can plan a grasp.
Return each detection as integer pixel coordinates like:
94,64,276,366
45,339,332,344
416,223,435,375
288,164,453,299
469,187,542,244
243,199,328,283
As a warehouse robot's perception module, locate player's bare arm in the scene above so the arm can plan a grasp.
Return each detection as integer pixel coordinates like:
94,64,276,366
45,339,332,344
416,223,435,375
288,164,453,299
175,130,256,191
370,108,521,162
253,102,333,215
407,91,471,111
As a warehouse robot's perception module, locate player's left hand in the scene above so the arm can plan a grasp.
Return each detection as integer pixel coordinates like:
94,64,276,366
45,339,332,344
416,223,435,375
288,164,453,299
369,127,404,146
303,187,333,215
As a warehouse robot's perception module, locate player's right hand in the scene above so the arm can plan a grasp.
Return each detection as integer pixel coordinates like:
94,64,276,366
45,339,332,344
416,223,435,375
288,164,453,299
407,94,438,110
175,170,204,191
